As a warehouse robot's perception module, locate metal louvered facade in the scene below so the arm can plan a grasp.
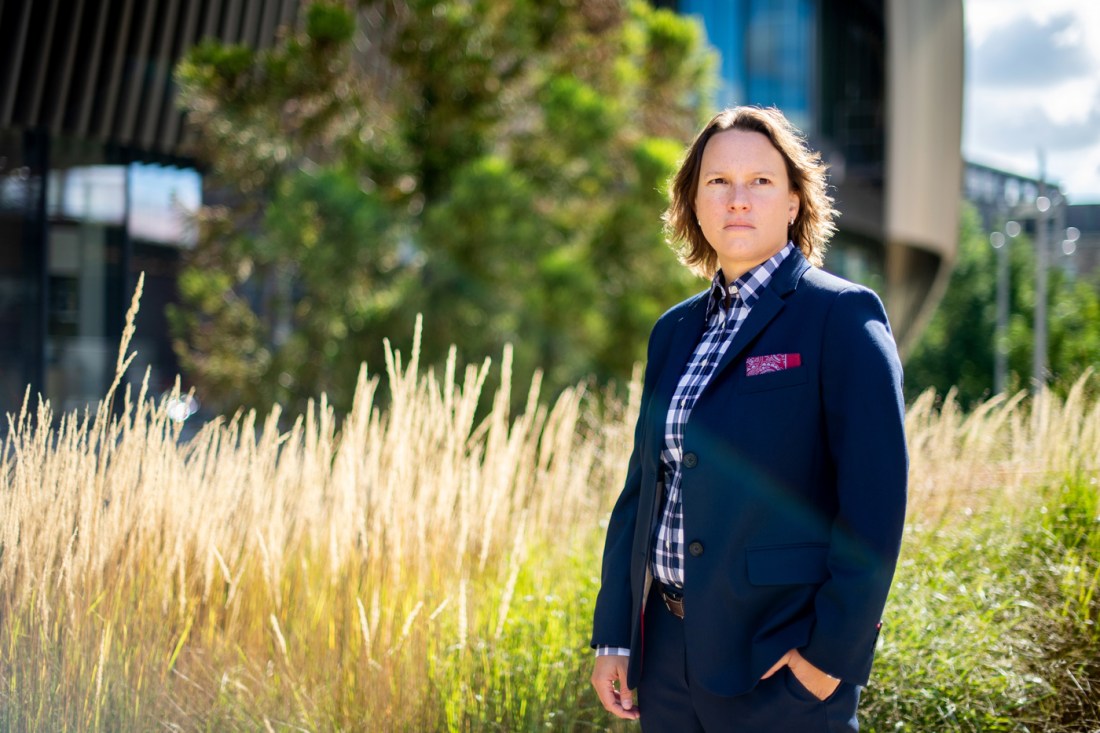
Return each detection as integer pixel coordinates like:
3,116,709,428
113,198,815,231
0,0,302,422
0,0,300,157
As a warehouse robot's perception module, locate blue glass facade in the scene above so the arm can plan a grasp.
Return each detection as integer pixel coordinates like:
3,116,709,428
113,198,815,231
679,0,816,132
0,133,200,416
744,0,816,132
678,0,748,107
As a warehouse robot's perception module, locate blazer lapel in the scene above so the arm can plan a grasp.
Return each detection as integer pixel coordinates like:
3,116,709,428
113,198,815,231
708,250,811,385
649,292,708,424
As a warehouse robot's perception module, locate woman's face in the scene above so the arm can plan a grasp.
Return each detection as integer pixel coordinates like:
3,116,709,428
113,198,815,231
694,129,800,283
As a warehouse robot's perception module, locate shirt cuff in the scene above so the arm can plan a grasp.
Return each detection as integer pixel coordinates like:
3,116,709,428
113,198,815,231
595,646,631,657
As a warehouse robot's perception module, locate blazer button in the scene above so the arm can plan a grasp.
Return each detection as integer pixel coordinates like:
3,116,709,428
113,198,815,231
688,541,704,557
682,452,698,468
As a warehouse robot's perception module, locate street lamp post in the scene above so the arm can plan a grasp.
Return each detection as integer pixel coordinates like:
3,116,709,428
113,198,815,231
1033,189,1051,391
990,219,1021,395
999,193,1077,394
990,230,1008,394
986,151,1081,396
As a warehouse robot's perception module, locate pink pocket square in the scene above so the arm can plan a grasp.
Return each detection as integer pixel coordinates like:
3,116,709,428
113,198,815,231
746,353,802,376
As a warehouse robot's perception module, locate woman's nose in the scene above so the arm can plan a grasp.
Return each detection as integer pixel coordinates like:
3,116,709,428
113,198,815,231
727,185,750,209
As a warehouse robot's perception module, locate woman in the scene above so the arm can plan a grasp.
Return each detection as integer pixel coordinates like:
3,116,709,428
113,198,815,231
589,106,908,732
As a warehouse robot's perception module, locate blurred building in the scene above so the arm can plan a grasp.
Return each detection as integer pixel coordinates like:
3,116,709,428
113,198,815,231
965,161,1063,233
966,161,1100,280
654,0,965,354
1066,205,1100,280
0,1,297,419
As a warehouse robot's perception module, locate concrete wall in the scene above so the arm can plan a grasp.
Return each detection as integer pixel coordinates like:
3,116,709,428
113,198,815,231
885,0,965,354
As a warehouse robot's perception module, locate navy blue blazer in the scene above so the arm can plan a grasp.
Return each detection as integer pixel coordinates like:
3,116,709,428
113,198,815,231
591,249,908,697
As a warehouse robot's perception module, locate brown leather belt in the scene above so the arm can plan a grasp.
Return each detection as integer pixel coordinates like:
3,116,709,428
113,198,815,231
659,583,685,618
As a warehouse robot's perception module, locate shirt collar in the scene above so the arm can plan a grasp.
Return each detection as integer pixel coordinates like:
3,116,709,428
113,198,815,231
706,242,795,321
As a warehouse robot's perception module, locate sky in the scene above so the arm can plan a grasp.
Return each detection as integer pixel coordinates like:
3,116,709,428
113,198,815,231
964,0,1100,204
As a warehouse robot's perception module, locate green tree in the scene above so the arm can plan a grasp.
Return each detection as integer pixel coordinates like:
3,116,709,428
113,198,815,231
171,0,715,414
905,204,1100,405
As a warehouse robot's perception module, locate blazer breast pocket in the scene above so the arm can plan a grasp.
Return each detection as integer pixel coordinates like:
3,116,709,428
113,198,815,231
737,365,809,394
746,543,829,586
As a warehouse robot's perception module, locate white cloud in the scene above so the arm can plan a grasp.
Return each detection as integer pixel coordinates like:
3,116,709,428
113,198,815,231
964,0,1100,202
969,12,1093,87
966,91,1100,152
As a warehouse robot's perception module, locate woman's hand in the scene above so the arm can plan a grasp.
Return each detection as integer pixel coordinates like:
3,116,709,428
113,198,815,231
761,648,841,701
591,654,640,720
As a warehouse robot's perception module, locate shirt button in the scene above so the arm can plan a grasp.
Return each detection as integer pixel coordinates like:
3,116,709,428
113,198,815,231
682,452,698,468
688,541,704,557
729,286,739,296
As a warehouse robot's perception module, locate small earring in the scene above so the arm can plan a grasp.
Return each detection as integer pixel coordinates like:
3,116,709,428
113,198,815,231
788,218,794,226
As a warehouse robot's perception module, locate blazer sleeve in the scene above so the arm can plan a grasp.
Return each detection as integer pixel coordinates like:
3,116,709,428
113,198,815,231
801,286,909,684
590,318,666,650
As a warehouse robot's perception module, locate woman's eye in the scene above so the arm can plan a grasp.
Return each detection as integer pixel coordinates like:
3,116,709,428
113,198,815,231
754,177,771,185
708,177,726,185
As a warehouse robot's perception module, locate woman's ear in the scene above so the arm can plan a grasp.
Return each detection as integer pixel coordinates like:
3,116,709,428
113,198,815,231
788,192,800,226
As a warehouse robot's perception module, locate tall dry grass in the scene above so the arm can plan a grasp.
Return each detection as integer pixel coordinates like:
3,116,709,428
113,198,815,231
1,279,1098,730
0,280,635,729
905,376,1100,525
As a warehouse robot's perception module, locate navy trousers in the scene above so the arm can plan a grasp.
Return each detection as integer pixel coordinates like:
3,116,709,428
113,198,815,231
636,586,861,733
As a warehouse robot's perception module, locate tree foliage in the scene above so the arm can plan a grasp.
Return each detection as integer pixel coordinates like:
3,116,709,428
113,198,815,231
171,0,716,413
905,204,1100,405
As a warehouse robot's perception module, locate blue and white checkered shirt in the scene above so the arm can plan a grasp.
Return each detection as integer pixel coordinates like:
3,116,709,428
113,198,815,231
596,242,793,658
652,242,793,590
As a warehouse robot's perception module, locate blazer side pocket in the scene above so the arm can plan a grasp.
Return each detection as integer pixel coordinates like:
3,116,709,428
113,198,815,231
746,543,829,585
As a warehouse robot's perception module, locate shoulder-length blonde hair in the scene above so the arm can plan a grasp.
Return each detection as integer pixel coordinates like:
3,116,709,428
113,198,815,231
664,106,838,277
